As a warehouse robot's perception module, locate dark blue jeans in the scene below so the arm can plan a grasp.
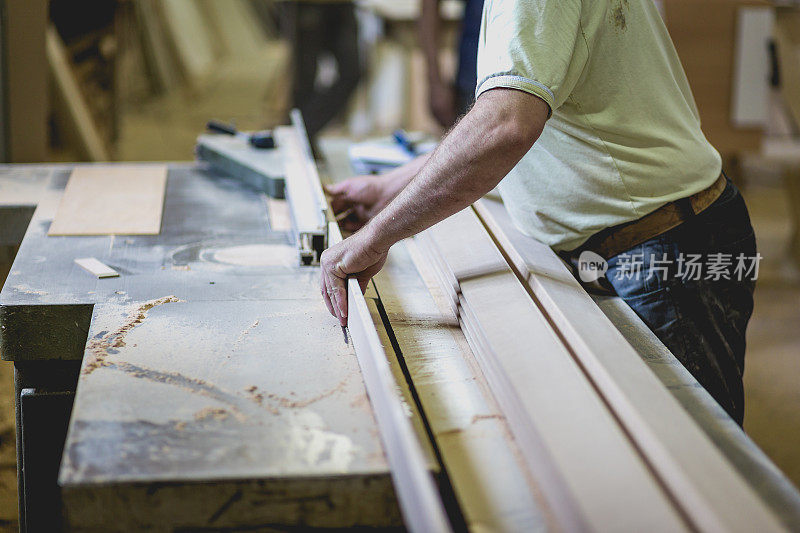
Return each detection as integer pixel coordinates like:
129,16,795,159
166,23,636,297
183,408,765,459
605,180,757,425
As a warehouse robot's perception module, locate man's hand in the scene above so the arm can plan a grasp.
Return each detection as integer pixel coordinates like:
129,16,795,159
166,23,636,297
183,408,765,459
319,88,549,325
320,229,388,326
325,176,392,231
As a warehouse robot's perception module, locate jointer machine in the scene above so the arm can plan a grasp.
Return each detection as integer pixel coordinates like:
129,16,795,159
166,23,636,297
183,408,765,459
1,111,800,532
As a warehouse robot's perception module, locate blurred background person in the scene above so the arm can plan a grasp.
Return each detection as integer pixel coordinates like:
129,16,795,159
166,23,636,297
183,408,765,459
283,0,362,140
419,0,485,128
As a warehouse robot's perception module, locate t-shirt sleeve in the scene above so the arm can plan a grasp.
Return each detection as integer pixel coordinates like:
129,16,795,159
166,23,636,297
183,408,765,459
476,0,584,114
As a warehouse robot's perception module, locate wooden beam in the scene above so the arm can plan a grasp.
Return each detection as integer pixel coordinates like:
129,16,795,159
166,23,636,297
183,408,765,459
328,222,452,533
46,26,110,162
419,208,687,532
474,198,786,532
372,240,553,531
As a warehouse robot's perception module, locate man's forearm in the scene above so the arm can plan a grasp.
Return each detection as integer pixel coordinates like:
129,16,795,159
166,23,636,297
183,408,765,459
364,89,549,252
380,152,433,202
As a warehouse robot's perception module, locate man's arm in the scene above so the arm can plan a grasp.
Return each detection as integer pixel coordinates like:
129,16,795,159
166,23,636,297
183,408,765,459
325,153,432,231
320,88,549,324
419,0,457,127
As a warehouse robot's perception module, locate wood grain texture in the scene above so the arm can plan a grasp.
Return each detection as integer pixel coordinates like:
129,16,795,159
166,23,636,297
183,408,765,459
420,208,687,532
329,223,452,533
475,198,787,532
374,240,553,532
48,165,167,236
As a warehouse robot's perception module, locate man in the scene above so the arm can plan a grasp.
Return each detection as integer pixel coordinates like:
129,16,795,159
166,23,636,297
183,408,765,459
285,0,361,139
321,0,757,425
419,0,485,126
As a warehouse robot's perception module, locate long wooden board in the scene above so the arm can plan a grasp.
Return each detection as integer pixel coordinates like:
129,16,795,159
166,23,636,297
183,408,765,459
419,208,687,532
373,240,552,531
326,223,452,533
48,165,167,236
46,26,109,162
474,198,786,532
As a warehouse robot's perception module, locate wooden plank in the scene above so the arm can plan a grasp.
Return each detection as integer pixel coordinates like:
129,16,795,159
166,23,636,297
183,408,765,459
420,208,687,532
158,0,217,83
594,293,800,531
48,165,167,236
373,240,553,531
198,0,269,58
135,0,182,93
46,26,110,162
328,223,452,533
475,198,786,532
74,257,119,278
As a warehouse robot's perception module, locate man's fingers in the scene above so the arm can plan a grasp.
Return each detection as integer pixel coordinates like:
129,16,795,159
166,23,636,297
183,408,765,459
320,275,336,318
323,182,347,196
327,271,348,326
329,195,351,214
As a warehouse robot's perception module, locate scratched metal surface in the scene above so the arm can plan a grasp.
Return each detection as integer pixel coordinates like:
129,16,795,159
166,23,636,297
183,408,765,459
0,164,316,361
60,299,387,484
59,297,401,529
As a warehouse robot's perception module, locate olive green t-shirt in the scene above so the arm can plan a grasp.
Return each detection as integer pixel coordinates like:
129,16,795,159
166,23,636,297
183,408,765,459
476,0,722,251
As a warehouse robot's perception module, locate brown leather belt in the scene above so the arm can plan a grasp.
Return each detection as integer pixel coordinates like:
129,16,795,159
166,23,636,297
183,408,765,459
577,174,728,260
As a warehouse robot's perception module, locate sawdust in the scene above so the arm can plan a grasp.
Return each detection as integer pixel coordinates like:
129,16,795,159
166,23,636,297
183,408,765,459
112,361,251,420
12,284,48,296
231,320,260,354
83,295,182,374
471,413,503,424
193,407,230,421
246,379,348,411
244,385,266,407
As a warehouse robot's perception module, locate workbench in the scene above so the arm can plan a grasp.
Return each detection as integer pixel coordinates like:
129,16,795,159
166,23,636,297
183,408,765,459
0,161,546,531
2,151,800,531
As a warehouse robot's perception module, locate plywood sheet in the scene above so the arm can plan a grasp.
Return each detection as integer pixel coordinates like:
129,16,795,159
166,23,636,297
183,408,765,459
48,165,167,236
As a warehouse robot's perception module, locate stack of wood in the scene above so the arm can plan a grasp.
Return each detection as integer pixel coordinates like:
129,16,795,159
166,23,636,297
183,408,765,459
48,0,290,162
415,201,789,531
48,1,120,161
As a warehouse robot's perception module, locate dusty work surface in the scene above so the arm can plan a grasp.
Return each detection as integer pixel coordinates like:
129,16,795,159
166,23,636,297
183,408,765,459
0,167,49,246
59,299,399,529
0,163,412,529
0,164,310,361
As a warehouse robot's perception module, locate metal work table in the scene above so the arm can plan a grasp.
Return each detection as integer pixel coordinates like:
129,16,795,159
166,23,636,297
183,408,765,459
0,162,402,531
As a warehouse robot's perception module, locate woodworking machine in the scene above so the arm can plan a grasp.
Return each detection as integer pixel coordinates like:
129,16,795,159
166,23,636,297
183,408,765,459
198,109,330,265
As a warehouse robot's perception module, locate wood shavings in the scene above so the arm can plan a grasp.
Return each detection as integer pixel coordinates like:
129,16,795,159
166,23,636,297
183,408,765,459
83,295,182,374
